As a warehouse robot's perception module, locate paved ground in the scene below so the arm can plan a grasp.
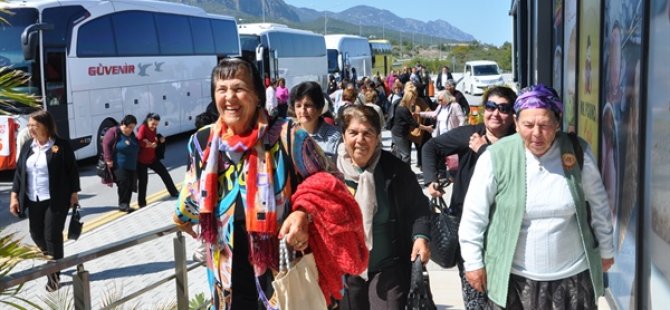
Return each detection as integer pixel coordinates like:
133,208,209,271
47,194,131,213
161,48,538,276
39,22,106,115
7,129,610,309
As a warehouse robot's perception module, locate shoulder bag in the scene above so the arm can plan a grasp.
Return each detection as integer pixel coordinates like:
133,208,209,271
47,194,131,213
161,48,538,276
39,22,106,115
269,238,327,310
429,192,461,269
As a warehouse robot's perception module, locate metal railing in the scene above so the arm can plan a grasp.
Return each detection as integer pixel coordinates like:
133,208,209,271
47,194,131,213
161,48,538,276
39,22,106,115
0,225,200,310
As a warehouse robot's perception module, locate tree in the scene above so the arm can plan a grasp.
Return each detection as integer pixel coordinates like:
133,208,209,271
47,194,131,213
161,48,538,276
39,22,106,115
0,4,41,114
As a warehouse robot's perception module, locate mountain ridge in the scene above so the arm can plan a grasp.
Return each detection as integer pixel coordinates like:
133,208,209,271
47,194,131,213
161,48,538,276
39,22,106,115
165,0,476,42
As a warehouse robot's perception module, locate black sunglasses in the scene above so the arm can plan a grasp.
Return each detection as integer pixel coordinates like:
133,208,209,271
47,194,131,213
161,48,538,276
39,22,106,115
484,101,513,114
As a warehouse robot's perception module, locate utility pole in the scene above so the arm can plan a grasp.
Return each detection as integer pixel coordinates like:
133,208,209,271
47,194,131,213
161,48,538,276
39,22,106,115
261,0,266,23
382,23,385,40
359,21,361,36
324,11,327,35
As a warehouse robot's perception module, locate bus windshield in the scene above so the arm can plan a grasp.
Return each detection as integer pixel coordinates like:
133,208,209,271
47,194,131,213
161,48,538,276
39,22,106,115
0,8,42,112
239,34,260,52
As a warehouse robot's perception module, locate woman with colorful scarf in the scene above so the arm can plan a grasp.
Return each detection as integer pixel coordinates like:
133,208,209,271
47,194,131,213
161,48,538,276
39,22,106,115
173,58,364,309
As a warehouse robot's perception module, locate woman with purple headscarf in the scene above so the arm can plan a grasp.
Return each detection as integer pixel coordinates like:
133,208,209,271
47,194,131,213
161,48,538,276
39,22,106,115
458,85,615,309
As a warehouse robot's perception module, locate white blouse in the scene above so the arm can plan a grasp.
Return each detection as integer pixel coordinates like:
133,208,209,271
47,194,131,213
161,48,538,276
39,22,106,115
25,138,54,202
459,140,614,281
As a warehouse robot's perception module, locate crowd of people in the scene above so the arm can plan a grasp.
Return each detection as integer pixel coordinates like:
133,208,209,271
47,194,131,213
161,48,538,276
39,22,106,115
9,57,615,310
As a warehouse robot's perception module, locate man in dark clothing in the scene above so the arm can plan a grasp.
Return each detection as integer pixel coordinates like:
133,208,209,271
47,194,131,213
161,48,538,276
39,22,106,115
435,66,454,91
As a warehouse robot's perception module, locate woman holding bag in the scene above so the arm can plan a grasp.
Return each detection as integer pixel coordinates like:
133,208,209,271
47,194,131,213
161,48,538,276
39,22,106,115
173,57,366,309
9,110,80,292
336,104,432,310
421,86,517,309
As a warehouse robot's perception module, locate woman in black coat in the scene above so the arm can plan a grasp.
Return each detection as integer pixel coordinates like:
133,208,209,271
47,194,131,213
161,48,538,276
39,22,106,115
10,110,81,292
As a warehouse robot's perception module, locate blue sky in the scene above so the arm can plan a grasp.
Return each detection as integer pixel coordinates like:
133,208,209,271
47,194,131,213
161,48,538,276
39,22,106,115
283,0,513,46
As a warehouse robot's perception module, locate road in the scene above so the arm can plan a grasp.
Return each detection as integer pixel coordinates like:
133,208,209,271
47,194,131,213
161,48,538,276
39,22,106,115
0,133,192,245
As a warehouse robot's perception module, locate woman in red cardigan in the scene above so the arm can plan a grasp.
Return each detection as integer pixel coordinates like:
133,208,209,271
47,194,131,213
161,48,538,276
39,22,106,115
136,113,179,208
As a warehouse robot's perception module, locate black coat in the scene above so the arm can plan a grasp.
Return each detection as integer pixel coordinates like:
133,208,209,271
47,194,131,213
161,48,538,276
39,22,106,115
421,123,515,215
375,151,431,274
13,137,81,214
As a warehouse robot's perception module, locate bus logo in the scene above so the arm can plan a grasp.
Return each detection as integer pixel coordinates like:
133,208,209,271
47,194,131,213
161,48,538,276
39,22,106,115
88,64,136,76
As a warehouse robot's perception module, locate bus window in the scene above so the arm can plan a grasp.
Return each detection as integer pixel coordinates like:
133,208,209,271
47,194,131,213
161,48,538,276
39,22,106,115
112,11,159,56
190,17,215,54
155,14,193,55
77,16,116,57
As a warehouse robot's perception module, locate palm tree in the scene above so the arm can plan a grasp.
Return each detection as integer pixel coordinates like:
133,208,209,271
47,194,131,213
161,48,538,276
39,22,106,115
0,229,46,309
0,2,41,114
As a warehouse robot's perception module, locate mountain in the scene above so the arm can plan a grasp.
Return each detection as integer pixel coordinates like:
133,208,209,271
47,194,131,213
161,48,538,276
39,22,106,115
322,5,475,42
167,0,476,42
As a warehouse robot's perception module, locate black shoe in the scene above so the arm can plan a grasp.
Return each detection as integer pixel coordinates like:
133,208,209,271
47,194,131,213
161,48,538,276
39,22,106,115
119,204,131,213
170,192,179,198
45,274,59,292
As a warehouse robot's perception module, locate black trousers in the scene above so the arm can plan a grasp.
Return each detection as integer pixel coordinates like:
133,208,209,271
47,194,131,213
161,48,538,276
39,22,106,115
340,264,409,310
228,221,271,309
114,167,136,207
137,160,178,207
26,198,68,261
392,134,412,165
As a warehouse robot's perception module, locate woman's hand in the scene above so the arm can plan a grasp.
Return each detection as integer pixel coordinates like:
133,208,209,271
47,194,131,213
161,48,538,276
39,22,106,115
172,214,198,238
420,125,434,134
469,133,488,153
106,161,114,169
465,268,488,293
427,182,445,198
602,258,614,272
410,237,431,264
70,192,79,207
9,196,20,217
279,210,310,251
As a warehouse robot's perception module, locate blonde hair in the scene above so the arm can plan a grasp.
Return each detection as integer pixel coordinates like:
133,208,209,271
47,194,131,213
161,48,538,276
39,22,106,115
400,82,418,109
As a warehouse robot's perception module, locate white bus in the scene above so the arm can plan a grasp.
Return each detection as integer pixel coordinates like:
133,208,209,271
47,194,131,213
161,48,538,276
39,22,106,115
325,34,372,81
238,23,328,90
0,0,239,169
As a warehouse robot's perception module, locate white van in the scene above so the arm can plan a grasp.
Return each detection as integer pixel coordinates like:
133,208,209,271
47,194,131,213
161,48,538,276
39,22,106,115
462,60,505,95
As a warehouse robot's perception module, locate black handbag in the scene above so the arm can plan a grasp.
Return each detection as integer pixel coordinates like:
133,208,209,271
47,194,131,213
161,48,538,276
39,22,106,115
67,204,83,241
96,156,114,183
406,259,436,310
429,196,461,269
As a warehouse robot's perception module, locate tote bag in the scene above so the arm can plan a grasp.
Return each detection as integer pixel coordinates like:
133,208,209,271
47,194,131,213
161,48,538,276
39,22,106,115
429,196,461,269
271,238,327,310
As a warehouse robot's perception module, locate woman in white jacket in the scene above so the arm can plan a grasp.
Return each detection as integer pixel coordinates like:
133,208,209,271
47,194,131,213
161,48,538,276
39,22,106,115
417,90,466,137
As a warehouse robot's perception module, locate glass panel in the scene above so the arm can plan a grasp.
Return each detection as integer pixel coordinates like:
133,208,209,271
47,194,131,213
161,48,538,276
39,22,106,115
112,11,159,56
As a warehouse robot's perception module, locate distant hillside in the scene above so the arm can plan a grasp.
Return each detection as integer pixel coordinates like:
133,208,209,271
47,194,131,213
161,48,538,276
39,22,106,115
165,0,476,43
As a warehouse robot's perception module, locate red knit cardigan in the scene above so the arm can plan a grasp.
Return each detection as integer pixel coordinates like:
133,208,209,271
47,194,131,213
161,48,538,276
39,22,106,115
291,172,369,302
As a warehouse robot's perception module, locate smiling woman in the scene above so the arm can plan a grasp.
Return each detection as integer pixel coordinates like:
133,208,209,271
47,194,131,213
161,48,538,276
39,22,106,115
336,104,431,310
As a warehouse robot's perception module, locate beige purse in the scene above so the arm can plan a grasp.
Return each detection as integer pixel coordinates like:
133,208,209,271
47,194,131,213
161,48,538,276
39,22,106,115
272,238,327,310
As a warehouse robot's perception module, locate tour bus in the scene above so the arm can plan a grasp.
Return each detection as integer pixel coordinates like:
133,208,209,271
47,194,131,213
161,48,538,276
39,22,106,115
239,23,328,90
0,0,240,170
324,34,372,81
369,39,393,77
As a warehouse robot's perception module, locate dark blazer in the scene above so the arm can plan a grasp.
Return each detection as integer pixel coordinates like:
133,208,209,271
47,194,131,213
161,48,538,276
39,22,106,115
376,151,431,275
435,71,454,91
12,137,81,214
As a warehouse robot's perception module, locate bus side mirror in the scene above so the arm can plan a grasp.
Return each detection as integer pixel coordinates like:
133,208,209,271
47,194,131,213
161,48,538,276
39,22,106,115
21,23,54,61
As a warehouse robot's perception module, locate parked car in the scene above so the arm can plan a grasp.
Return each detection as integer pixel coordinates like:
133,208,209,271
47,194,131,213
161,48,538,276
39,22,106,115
462,60,505,95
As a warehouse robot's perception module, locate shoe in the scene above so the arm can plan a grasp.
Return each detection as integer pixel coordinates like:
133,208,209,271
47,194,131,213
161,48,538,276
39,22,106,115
119,204,132,213
170,192,179,198
45,273,59,292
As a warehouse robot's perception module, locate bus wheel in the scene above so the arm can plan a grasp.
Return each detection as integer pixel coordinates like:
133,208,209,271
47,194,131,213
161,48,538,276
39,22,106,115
97,119,117,157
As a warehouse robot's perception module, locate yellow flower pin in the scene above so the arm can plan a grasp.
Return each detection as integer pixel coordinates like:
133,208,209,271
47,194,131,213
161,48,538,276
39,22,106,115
51,145,59,154
562,153,577,170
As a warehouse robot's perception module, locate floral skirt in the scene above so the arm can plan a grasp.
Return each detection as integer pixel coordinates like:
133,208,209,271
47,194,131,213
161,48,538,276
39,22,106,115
488,270,596,310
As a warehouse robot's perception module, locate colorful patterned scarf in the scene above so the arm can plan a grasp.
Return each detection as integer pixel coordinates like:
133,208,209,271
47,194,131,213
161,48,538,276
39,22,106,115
199,110,279,275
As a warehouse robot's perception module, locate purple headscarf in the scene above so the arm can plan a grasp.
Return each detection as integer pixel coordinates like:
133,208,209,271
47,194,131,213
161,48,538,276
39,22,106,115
513,84,563,118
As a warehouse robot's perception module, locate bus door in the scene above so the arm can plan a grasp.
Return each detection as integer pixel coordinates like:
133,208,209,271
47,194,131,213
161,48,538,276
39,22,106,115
269,49,279,81
43,51,69,139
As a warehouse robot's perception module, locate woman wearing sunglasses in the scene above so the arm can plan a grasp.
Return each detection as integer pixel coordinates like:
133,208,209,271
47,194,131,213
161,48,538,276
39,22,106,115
421,85,517,309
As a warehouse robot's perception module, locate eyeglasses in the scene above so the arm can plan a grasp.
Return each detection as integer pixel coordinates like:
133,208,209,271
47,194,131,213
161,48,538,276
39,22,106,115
484,101,513,114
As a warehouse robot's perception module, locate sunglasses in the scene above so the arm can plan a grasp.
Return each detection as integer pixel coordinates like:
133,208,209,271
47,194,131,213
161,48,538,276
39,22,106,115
484,101,513,114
